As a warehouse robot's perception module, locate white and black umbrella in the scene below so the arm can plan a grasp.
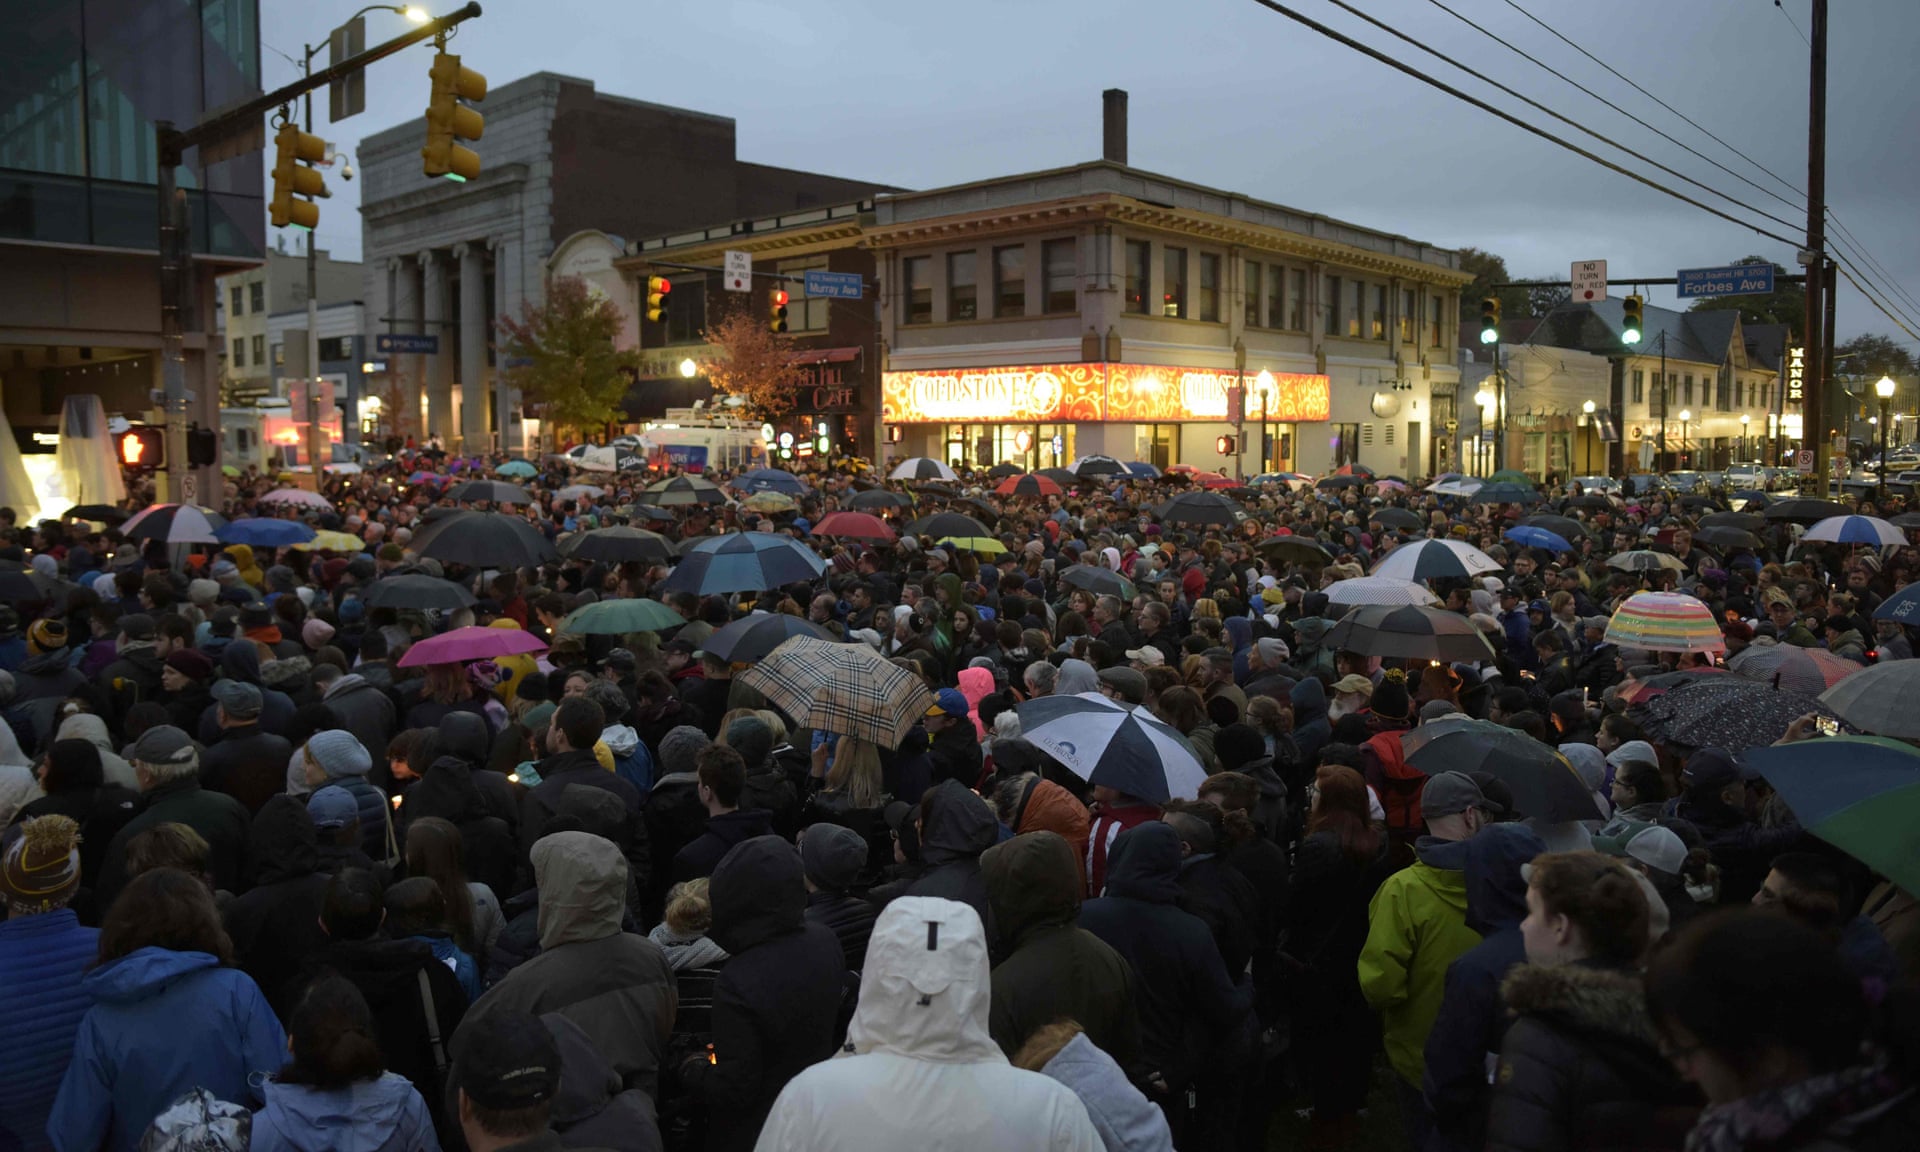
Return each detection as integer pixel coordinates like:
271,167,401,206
1014,692,1208,804
577,445,645,473
888,457,958,482
1325,604,1497,663
409,510,558,568
1370,538,1503,582
635,475,728,507
1069,454,1127,478
122,503,227,545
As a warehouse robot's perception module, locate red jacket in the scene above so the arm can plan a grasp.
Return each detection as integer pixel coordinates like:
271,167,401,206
1086,803,1161,897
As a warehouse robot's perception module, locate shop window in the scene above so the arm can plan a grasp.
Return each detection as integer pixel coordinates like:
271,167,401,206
1124,240,1150,314
902,256,931,325
947,251,977,322
994,246,1026,318
1042,238,1077,313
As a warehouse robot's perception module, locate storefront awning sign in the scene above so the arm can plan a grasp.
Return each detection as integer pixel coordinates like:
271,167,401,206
882,362,1331,424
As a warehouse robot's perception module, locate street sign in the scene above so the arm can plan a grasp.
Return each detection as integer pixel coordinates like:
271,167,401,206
803,269,864,299
375,333,439,355
1677,264,1776,299
180,472,197,504
1571,260,1607,302
724,250,752,293
1796,450,1815,473
328,16,366,123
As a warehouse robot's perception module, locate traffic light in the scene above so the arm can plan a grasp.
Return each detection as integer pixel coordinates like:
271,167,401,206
1621,294,1644,345
645,276,671,323
1478,296,1501,345
1216,434,1236,455
769,289,789,333
186,425,218,467
117,425,165,471
422,50,486,181
269,122,326,230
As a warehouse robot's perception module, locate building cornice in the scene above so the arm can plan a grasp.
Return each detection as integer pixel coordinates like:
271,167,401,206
360,163,532,225
614,219,866,269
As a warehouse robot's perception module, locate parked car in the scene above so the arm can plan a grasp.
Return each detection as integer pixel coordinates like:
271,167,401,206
1726,462,1766,489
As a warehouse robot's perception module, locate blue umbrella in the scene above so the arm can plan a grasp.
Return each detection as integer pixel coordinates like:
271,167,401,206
215,518,316,547
1503,525,1573,552
659,531,827,595
1874,581,1920,624
734,468,810,496
1122,461,1161,478
495,459,537,478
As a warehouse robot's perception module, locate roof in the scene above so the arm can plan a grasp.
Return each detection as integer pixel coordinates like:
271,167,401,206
1530,300,1746,366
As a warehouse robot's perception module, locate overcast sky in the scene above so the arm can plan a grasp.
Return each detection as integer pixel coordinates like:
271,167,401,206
262,0,1920,346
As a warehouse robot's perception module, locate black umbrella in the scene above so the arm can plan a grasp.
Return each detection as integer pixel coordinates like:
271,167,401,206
1370,507,1425,531
1158,492,1239,527
1630,677,1847,751
957,497,999,520
702,614,836,663
1402,718,1604,822
446,479,535,505
559,526,675,565
629,505,677,524
1764,498,1851,523
1518,513,1588,539
1887,511,1920,530
1562,494,1615,511
361,573,479,612
986,462,1025,479
1692,525,1764,550
848,489,911,511
1316,474,1368,490
919,483,959,499
1698,511,1765,531
409,511,558,567
1470,482,1543,505
1257,536,1333,568
1675,494,1722,511
1038,467,1081,487
1325,604,1497,663
907,511,992,538
1058,564,1137,600
63,504,129,523
636,476,728,507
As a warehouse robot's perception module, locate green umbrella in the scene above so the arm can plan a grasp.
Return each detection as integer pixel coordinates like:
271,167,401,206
1488,468,1532,485
496,459,537,477
1745,736,1920,896
558,597,685,636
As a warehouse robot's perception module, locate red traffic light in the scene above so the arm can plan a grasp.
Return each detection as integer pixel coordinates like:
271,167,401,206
655,277,671,293
772,290,788,307
117,426,165,470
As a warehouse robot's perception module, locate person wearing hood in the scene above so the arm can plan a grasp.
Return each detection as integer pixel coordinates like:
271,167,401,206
52,709,137,789
401,749,518,911
0,815,98,1152
1055,657,1100,696
990,766,1091,894
753,896,1104,1152
1485,852,1696,1152
200,679,296,815
158,646,216,732
301,729,395,865
94,612,164,730
981,830,1142,1069
900,779,998,925
677,835,845,1152
1014,1022,1175,1152
1358,771,1490,1151
435,710,521,829
94,725,250,910
449,830,675,1102
196,640,296,744
799,822,878,972
1289,615,1338,683
672,743,774,882
542,1012,664,1152
1289,675,1331,764
223,795,332,1021
1422,823,1548,1152
248,975,437,1152
224,543,266,591
47,867,286,1152
323,669,397,782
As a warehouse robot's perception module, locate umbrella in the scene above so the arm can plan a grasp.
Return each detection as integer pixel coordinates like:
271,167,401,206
918,483,960,499
1317,474,1369,490
1728,643,1864,696
1821,660,1920,738
1487,468,1531,484
848,489,912,511
1257,536,1334,568
1746,737,1920,897
1630,676,1840,750
631,505,677,524
447,479,535,505
291,529,367,553
361,574,477,612
0,571,48,603
1604,591,1724,653
1371,538,1503,582
1015,692,1208,804
936,536,1007,555
62,504,130,523
906,512,992,539
996,474,1064,499
558,526,675,565
1503,525,1572,552
577,445,645,473
888,457,958,482
1470,482,1541,505
1519,513,1588,540
636,476,728,506
1763,498,1850,523
1331,463,1376,478
811,512,896,542
986,462,1025,479
409,511,558,567
554,484,606,502
322,461,363,475
1874,582,1920,623
397,624,548,668
1430,479,1483,497
495,459,538,477
1802,515,1905,547
1890,512,1920,530
406,471,444,487
1374,479,1410,493
1157,492,1239,527
1324,576,1440,608
220,464,241,477
1675,494,1722,511
1698,510,1765,531
558,598,686,635
1189,471,1234,489
1562,494,1616,511
659,532,827,595
215,518,316,548
1607,550,1687,573
703,614,836,663
742,492,798,513
1691,525,1764,550
123,504,226,545
1069,455,1127,478
734,468,810,496
1059,565,1137,601
1370,507,1426,531
1324,604,1496,663
1037,467,1082,487
1123,461,1162,478
738,636,933,748
1402,718,1602,822
257,488,334,511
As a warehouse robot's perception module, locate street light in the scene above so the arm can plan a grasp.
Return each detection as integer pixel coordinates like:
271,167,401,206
1475,386,1496,476
1876,375,1896,503
1739,412,1750,464
1678,409,1691,468
679,358,698,379
1581,399,1596,475
402,4,432,21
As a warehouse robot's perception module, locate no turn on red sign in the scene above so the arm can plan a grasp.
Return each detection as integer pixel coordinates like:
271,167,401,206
1572,260,1607,302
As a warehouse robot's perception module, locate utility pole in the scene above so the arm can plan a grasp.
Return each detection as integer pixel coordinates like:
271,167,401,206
303,44,326,478
1803,0,1829,491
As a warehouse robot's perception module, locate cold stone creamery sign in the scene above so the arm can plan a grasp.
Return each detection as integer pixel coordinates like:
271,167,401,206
883,362,1331,424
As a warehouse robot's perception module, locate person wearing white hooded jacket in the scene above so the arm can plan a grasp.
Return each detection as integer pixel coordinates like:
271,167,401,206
753,896,1102,1152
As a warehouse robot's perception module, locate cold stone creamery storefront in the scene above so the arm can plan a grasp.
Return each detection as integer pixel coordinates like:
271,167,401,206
882,361,1332,472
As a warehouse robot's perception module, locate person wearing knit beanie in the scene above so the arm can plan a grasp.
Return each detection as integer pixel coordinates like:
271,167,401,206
0,812,96,1152
657,725,710,777
1370,668,1412,725
27,618,67,655
1,814,83,914
301,618,336,651
304,729,372,780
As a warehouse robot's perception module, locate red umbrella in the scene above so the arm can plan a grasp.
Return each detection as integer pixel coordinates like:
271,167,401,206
811,512,897,542
397,625,548,668
994,474,1064,499
1191,471,1234,489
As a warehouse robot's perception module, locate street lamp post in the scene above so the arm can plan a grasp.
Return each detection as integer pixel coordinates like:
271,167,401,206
1255,368,1274,474
1876,375,1896,503
1679,409,1692,468
1474,385,1496,476
1581,399,1596,475
1739,413,1750,464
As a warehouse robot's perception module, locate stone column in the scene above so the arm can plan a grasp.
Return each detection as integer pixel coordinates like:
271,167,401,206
456,241,488,451
420,250,452,442
490,234,517,455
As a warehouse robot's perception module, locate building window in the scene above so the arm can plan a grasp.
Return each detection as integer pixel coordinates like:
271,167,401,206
776,257,830,331
1244,261,1263,328
1290,269,1307,331
1325,275,1342,336
947,252,977,321
664,278,707,344
1429,294,1444,346
1264,264,1282,330
250,281,264,312
251,334,263,365
902,256,932,325
230,285,244,315
1372,284,1387,340
1162,247,1187,318
1197,253,1221,322
993,246,1025,318
1124,241,1150,314
1684,374,1694,406
1717,368,1731,411
319,336,350,362
272,343,284,366
1632,369,1644,404
1400,288,1415,342
1042,238,1077,313
1350,280,1365,338
232,337,244,367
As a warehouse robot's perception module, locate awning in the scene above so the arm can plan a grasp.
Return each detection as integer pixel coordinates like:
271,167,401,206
788,346,860,366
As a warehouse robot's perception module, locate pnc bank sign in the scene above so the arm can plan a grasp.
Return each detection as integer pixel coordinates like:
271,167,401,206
882,362,1331,425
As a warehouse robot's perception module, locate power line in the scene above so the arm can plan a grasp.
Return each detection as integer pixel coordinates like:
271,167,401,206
1827,210,1920,321
1828,240,1920,339
1426,0,1805,218
1835,262,1920,343
1321,0,1803,234
1245,0,1802,248
1495,0,1807,205
1774,0,1813,48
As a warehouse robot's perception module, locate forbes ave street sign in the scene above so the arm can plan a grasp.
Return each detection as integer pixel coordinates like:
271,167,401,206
1677,264,1776,299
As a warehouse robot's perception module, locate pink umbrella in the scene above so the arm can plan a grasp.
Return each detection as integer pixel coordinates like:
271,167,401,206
397,625,548,668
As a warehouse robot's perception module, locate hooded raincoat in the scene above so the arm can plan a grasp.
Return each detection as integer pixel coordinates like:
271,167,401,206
247,1072,436,1152
1357,834,1481,1087
901,780,998,925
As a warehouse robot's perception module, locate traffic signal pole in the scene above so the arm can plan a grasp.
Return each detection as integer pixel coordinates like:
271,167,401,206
1803,0,1830,492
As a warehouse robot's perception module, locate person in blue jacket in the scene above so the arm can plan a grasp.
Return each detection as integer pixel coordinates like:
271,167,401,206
248,974,437,1152
0,815,98,1152
46,866,286,1152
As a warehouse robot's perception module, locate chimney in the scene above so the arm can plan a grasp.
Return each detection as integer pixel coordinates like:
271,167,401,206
1102,89,1128,166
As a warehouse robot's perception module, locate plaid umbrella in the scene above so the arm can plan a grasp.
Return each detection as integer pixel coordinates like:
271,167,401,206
1821,660,1920,738
447,480,535,505
888,457,958,481
1325,604,1496,663
1630,677,1846,751
636,476,727,506
659,531,827,595
1728,643,1865,696
1604,591,1724,653
703,614,836,663
739,636,932,748
559,598,685,635
1014,692,1208,803
1371,538,1502,582
361,574,477,611
558,526,675,564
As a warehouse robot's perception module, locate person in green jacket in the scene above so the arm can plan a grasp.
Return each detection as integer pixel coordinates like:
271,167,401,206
1358,771,1491,1152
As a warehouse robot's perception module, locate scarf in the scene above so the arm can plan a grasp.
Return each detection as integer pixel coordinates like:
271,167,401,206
1686,1058,1912,1152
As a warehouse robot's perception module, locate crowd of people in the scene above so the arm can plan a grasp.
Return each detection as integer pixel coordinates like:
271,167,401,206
0,448,1916,1152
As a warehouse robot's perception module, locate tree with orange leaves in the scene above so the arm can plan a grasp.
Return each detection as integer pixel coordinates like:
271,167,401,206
701,307,807,421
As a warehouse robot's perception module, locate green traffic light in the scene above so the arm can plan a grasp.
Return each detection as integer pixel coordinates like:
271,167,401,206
1622,326,1642,345
1479,327,1498,345
443,173,466,183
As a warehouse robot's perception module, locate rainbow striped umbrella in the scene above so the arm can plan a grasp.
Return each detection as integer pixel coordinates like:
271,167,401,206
1603,591,1725,654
